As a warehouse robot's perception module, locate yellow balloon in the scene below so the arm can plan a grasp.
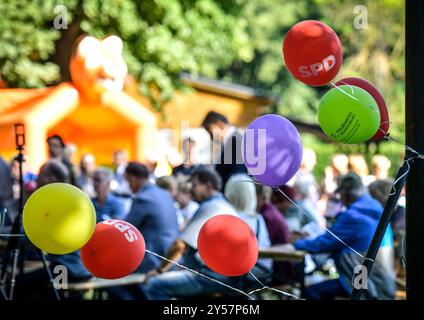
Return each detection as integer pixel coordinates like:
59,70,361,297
23,183,96,254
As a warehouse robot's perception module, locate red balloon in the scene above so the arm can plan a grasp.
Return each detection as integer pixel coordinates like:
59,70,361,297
283,20,343,86
335,77,389,142
81,220,145,279
197,215,258,277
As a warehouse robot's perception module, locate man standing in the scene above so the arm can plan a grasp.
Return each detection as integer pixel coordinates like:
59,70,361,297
124,162,179,272
202,111,246,187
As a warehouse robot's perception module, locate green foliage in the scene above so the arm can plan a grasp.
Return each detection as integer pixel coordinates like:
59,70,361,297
221,0,321,122
222,0,404,130
0,0,61,87
0,0,405,143
0,0,252,112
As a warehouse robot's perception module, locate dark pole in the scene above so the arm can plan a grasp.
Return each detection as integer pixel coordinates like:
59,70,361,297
405,0,424,300
350,152,414,300
0,124,26,299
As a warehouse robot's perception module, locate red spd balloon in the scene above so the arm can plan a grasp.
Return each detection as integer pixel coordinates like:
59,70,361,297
336,77,389,142
283,20,343,86
81,220,145,279
197,215,258,277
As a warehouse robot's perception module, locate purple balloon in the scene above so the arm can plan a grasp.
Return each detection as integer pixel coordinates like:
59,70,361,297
242,114,303,187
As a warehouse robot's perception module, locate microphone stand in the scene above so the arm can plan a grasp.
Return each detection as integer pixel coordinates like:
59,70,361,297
0,124,60,300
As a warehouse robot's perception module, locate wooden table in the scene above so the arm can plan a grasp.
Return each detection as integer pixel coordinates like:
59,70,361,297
259,244,305,262
259,244,306,298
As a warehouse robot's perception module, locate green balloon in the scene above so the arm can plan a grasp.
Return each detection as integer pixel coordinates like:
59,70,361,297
318,85,380,144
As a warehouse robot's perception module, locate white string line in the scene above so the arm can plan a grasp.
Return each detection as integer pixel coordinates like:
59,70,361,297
375,124,424,196
1,208,26,237
237,179,373,262
330,81,424,194
248,271,304,300
329,82,378,112
388,157,415,196
330,81,424,160
275,187,374,263
386,134,424,160
333,80,355,95
145,249,254,300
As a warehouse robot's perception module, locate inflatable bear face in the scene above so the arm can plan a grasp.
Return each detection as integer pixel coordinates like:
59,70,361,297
69,35,128,100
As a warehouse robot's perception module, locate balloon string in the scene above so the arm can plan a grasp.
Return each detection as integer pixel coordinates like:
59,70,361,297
238,179,373,262
376,126,424,197
248,271,304,300
275,187,374,263
329,82,382,114
145,249,254,299
330,81,424,159
384,133,424,160
388,157,414,196
0,234,26,237
144,249,303,300
332,80,355,95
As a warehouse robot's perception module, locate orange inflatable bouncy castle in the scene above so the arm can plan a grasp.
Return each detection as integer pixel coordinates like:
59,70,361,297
0,35,157,171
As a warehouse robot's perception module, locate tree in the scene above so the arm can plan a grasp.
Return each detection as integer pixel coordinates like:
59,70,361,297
0,0,61,87
0,0,252,111
221,0,404,132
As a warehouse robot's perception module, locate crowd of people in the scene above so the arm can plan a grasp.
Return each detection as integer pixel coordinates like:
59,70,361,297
0,111,404,300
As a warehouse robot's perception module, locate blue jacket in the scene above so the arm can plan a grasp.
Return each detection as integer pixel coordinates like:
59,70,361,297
294,194,395,299
91,194,126,223
294,194,393,255
125,183,179,272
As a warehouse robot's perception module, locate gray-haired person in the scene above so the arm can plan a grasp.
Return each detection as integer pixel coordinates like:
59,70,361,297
91,167,126,222
293,172,396,300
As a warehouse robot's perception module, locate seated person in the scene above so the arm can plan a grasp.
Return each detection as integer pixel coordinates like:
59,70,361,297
155,175,178,198
293,173,396,300
174,178,199,231
294,180,326,231
91,167,126,222
271,185,311,234
141,168,241,300
224,174,273,283
124,162,179,273
256,184,291,284
106,163,180,300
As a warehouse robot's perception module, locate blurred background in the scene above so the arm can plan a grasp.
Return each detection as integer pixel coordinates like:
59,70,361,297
0,0,404,180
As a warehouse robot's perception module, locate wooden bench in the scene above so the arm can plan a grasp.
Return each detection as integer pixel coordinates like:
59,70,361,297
67,273,146,291
66,273,146,300
65,245,306,300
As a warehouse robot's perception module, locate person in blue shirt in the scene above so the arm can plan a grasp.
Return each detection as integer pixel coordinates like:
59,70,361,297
293,172,396,300
142,167,244,300
124,162,179,273
91,167,126,222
